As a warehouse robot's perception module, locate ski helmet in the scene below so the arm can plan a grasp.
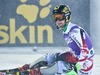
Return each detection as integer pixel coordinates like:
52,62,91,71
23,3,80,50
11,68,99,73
52,5,71,23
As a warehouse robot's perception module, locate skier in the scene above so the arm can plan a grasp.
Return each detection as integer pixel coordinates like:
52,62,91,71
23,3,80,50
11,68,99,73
45,5,94,75
21,5,95,75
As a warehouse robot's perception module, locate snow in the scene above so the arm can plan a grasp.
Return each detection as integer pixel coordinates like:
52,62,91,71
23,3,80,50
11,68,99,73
0,47,99,75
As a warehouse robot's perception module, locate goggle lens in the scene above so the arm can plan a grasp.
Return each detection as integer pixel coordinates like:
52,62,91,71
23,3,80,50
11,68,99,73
53,14,65,21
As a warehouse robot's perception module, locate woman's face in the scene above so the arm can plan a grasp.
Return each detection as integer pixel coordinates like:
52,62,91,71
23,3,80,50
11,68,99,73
55,19,65,28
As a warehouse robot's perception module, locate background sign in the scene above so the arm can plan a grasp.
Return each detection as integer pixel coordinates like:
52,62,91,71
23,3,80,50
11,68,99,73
0,0,90,47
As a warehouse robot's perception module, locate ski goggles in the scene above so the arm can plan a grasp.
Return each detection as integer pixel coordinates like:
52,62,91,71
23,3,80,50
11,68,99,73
52,13,65,21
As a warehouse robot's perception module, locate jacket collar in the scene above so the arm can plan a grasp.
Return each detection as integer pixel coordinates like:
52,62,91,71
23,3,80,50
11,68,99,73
63,22,75,34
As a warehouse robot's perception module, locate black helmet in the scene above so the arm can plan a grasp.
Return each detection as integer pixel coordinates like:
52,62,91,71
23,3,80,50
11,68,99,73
52,5,71,23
